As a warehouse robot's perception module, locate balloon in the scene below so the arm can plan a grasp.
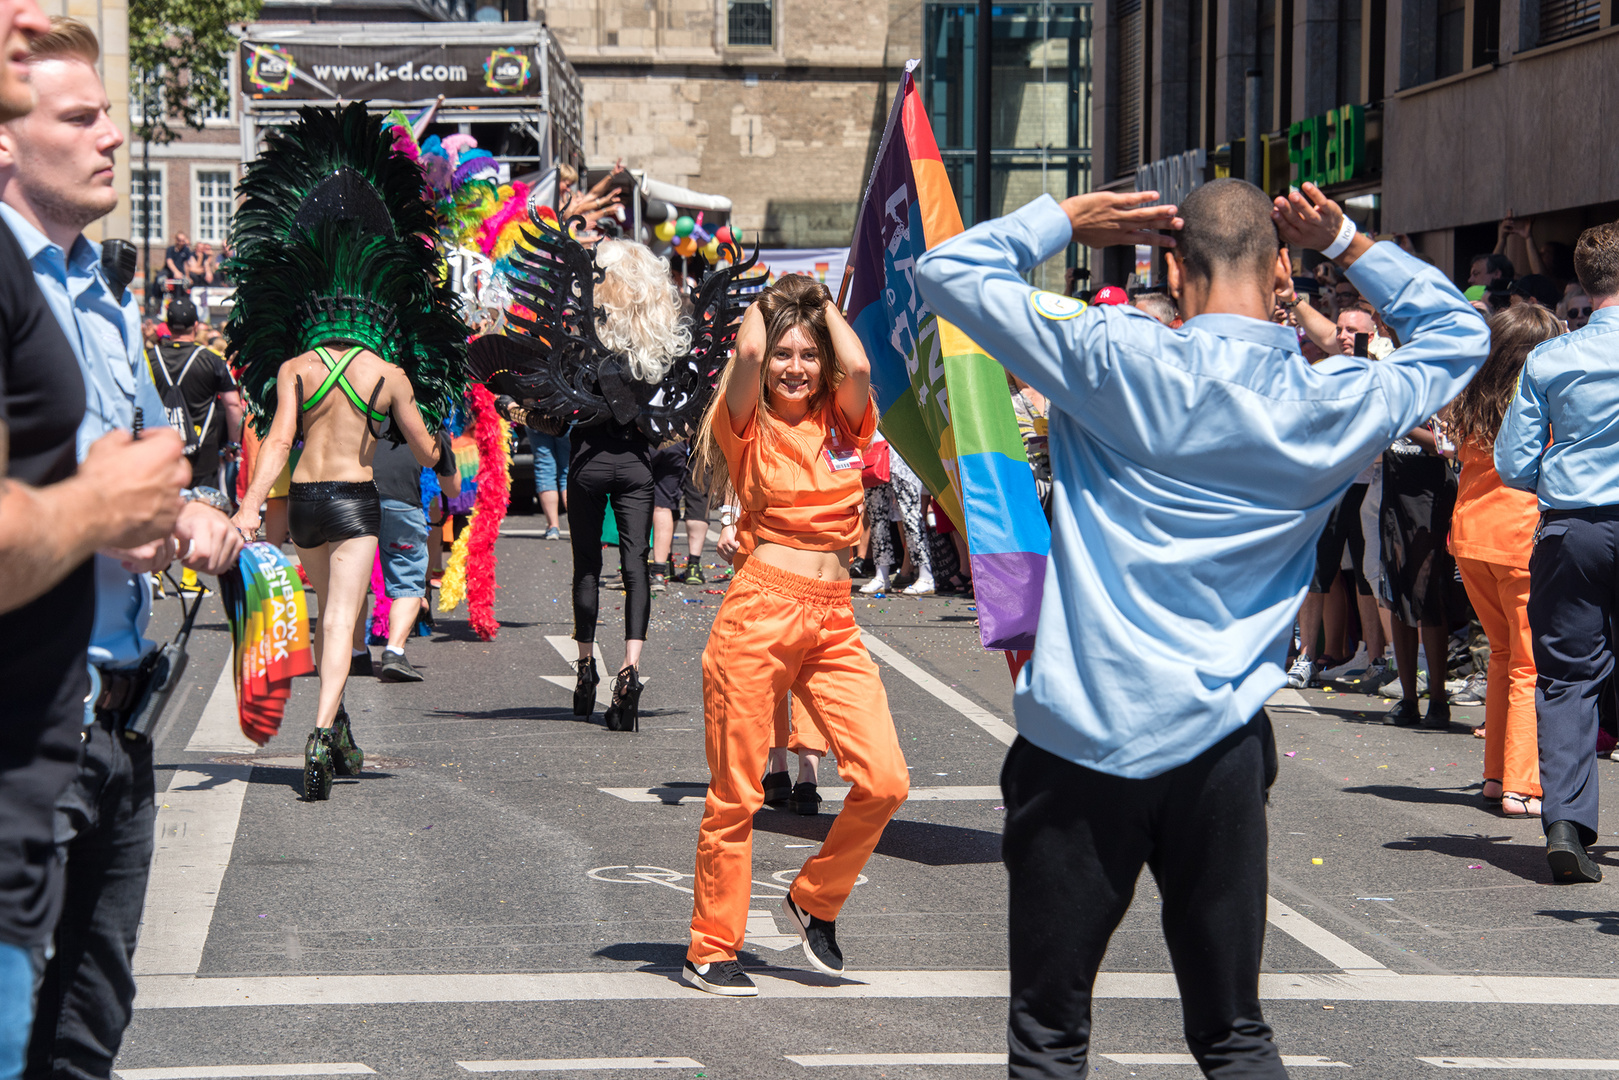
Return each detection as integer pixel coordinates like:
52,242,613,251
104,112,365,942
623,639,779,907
643,198,671,225
675,215,695,238
675,235,698,256
692,226,710,243
702,239,721,260
654,220,677,242
715,226,732,245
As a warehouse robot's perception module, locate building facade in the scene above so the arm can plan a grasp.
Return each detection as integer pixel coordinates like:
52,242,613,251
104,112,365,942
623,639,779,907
1092,0,1619,286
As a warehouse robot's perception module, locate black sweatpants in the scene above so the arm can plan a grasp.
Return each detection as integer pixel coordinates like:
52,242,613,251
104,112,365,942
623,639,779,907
27,718,154,1079
1526,508,1619,846
1001,713,1284,1079
568,450,654,643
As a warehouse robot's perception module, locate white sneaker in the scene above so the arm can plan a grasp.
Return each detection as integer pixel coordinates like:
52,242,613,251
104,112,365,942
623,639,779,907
902,574,935,596
1321,645,1370,681
1285,654,1316,689
859,572,890,595
1379,667,1427,698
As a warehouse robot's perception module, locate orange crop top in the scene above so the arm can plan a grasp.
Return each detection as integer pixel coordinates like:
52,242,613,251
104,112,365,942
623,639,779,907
712,395,878,553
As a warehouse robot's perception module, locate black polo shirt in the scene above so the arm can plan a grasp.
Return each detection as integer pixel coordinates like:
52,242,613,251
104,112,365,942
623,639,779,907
0,220,93,949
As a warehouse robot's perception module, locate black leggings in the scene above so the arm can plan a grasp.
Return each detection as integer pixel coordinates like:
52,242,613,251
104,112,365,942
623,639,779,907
288,481,380,548
568,451,654,644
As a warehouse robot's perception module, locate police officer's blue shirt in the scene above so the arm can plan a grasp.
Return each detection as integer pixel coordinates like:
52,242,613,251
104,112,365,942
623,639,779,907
914,195,1489,778
1495,306,1619,508
0,204,170,670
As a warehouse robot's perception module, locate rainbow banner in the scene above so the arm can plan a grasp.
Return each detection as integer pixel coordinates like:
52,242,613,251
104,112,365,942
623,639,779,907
220,542,316,745
845,60,1050,651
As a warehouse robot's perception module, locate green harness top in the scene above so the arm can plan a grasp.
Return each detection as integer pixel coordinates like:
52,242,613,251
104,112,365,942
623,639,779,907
298,345,388,437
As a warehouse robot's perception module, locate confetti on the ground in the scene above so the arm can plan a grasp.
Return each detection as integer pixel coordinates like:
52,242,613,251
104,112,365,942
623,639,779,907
1311,858,1324,864
1467,864,1483,869
1285,751,1297,757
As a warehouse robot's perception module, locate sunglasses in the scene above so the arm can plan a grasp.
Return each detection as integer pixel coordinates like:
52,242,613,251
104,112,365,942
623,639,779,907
1568,307,1593,317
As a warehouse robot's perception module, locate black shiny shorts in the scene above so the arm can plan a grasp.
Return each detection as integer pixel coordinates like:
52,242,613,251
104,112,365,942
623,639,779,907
288,480,381,549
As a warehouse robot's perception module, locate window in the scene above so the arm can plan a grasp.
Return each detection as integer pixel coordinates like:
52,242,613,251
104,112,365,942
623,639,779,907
1115,0,1143,180
727,0,773,47
1436,0,1465,78
1538,0,1602,46
132,168,164,243
194,170,233,244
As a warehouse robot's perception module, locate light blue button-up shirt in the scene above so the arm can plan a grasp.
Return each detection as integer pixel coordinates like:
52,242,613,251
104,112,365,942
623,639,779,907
915,196,1489,778
0,203,171,670
1495,306,1619,508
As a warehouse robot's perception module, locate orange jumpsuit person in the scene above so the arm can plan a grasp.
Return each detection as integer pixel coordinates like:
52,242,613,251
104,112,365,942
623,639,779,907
682,274,909,997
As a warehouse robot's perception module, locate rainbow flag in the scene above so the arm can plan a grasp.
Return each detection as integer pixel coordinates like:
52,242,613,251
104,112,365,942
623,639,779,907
846,60,1050,651
220,543,316,745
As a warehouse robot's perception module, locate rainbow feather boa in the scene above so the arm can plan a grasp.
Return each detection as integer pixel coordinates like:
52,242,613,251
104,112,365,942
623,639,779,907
437,383,510,640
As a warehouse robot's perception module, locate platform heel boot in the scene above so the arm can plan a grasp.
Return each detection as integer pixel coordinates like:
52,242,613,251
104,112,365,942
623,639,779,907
573,656,600,717
603,666,642,732
329,701,364,777
303,728,334,801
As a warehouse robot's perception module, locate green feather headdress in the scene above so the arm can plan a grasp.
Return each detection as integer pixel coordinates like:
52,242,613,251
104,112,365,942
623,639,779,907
225,102,467,436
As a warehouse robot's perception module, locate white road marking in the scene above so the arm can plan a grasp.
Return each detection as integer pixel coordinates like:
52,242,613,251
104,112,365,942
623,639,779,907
183,652,258,753
543,636,647,710
1104,1055,1347,1068
457,1060,702,1073
747,908,799,951
498,529,571,538
137,662,253,977
133,970,1619,1009
1418,1061,1619,1071
1267,688,1312,709
787,1053,1005,1067
114,1066,375,1079
1266,896,1395,977
861,632,1019,746
597,785,1001,805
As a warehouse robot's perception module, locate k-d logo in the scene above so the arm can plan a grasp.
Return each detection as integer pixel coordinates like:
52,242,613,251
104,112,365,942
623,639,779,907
483,48,530,93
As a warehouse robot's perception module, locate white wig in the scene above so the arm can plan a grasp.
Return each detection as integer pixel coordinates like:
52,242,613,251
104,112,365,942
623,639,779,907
593,239,692,384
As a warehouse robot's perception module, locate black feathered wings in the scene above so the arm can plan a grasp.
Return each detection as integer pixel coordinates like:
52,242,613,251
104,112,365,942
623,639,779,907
467,213,760,443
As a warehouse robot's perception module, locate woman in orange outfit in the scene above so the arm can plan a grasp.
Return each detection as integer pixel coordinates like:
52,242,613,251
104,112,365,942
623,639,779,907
681,274,909,997
1442,305,1564,817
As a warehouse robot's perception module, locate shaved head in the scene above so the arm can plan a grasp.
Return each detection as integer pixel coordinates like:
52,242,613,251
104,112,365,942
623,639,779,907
1172,179,1280,286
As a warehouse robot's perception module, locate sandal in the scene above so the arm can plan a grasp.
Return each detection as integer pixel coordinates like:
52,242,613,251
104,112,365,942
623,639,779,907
1500,792,1541,818
1472,722,1487,739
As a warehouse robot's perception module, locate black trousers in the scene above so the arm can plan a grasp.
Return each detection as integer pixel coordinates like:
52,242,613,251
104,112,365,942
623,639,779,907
1001,714,1284,1079
27,719,154,1080
1526,509,1619,846
568,450,654,644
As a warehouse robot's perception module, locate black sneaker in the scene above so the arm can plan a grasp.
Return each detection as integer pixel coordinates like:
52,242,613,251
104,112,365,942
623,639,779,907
650,572,667,595
349,650,373,677
783,894,843,975
1384,699,1421,726
681,958,758,996
762,770,792,806
787,781,821,815
683,558,705,585
377,650,423,683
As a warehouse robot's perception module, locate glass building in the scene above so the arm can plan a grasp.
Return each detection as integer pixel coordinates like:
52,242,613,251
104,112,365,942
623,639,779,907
923,2,1093,290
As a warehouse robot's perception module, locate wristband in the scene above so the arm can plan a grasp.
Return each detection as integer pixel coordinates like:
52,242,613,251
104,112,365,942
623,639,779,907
1322,216,1357,259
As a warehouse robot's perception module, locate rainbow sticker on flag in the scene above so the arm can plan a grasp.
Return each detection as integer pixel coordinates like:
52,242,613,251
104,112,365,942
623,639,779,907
221,543,316,745
845,59,1051,651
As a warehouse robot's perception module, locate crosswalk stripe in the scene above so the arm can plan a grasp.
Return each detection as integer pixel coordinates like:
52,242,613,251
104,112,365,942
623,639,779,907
1103,1055,1348,1068
862,633,1019,746
114,1066,375,1079
1417,1060,1619,1071
457,1059,703,1072
786,1054,1005,1066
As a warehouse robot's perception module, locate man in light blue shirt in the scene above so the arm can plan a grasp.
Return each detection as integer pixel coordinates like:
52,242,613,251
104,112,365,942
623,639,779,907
1495,220,1619,885
917,180,1487,1077
0,20,241,1077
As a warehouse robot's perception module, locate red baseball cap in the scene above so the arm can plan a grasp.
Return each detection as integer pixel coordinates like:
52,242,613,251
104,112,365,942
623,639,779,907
1092,285,1129,306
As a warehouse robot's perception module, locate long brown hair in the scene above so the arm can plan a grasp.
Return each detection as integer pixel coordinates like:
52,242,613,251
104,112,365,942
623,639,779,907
691,274,845,494
1442,305,1564,446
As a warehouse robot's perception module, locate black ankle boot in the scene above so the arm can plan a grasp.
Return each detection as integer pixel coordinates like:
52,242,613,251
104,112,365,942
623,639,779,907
573,657,600,717
603,666,642,732
1547,820,1603,883
303,729,333,801
328,703,364,776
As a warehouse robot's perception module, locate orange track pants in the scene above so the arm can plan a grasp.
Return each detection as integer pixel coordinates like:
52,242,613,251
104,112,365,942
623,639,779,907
774,693,829,756
1455,556,1541,797
689,558,908,964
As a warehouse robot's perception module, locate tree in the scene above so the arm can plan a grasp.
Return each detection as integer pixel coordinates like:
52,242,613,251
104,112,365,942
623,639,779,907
129,0,263,145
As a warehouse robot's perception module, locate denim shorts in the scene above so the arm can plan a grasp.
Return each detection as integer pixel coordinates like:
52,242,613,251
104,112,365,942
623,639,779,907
378,498,429,598
531,432,570,493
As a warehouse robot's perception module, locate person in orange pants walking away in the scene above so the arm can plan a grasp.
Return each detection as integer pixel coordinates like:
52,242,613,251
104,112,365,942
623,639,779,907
1442,305,1564,817
682,274,909,997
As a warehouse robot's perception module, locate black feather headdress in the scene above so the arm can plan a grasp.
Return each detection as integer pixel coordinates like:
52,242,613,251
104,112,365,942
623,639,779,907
225,102,467,436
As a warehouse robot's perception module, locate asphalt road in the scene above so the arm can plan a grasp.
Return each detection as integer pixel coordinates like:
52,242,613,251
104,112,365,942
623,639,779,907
119,514,1619,1079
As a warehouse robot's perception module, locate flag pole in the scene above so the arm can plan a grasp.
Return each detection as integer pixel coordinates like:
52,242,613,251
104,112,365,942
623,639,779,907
835,264,853,314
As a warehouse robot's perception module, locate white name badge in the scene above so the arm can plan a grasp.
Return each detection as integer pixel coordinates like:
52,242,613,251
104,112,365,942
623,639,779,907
823,446,863,472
